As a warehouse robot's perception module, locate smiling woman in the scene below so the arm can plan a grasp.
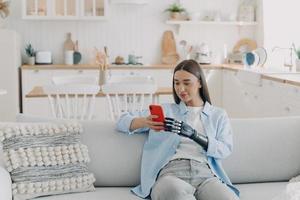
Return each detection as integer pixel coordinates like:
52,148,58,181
116,59,239,200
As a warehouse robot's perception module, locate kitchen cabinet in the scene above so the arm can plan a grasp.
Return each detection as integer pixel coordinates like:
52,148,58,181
222,70,300,118
22,0,50,19
54,0,78,18
21,66,173,95
80,0,108,20
21,68,99,104
22,0,108,20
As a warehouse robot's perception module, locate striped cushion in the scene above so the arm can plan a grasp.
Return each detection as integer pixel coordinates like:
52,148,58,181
0,122,95,200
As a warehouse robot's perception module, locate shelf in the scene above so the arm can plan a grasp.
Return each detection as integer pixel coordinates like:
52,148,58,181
166,20,258,34
166,20,258,26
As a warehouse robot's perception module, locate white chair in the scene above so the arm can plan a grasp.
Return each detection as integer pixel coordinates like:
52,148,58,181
102,75,157,121
52,75,98,85
43,84,100,120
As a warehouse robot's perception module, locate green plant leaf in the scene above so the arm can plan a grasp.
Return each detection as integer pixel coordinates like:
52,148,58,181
25,43,36,57
165,3,185,13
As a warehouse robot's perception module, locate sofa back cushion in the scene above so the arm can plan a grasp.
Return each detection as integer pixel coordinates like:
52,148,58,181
81,120,146,187
223,117,300,184
15,114,300,185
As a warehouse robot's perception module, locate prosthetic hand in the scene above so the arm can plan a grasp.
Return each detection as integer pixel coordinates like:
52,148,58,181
164,117,208,150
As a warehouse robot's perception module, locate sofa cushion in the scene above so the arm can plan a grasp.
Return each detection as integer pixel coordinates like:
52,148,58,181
16,114,147,187
0,122,95,200
81,120,146,187
33,188,142,200
27,183,288,200
236,182,287,200
224,117,300,184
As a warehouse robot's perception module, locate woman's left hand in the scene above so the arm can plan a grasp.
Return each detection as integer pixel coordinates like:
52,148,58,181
129,115,164,132
146,115,165,131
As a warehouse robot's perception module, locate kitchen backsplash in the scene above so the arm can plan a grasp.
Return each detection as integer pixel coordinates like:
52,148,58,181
6,0,261,65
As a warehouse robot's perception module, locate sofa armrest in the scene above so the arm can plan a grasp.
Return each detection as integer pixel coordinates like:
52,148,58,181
0,166,12,200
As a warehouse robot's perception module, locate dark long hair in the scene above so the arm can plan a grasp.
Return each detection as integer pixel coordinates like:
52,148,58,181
172,59,211,104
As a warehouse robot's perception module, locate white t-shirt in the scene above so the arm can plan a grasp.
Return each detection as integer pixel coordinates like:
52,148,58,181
170,106,208,163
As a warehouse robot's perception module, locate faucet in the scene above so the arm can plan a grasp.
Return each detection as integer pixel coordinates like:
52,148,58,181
272,46,293,71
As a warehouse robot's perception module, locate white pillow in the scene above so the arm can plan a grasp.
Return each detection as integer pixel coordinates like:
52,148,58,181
0,122,95,200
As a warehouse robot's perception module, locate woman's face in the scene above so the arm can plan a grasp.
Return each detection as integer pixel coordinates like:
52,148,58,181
174,70,203,106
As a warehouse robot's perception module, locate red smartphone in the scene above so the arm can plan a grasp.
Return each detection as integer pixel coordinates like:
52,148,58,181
149,104,165,123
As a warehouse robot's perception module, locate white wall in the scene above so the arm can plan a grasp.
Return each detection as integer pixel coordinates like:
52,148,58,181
179,0,258,55
7,1,171,64
263,0,300,69
5,0,260,65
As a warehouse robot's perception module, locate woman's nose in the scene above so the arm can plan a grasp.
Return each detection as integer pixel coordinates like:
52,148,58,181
178,85,185,92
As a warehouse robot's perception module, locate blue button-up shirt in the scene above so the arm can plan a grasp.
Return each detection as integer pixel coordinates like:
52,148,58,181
116,101,239,198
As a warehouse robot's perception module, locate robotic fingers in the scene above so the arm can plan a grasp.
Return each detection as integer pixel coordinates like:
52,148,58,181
164,117,208,150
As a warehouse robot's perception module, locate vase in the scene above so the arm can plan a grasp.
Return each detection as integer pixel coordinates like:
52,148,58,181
64,50,74,65
28,57,35,65
99,69,108,87
170,12,181,20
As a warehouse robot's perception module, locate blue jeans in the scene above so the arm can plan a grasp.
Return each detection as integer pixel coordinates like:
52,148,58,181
151,159,239,200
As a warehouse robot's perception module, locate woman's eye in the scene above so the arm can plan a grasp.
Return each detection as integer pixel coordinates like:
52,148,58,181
175,82,179,85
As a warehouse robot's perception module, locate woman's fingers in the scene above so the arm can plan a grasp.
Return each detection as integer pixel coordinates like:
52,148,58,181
150,125,165,131
148,115,159,121
145,115,164,131
149,122,163,126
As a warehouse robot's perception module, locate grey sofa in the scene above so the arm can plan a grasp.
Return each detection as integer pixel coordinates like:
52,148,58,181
1,116,300,200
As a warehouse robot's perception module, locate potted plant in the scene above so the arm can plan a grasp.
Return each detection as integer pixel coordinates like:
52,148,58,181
292,43,300,71
25,43,36,65
165,3,185,20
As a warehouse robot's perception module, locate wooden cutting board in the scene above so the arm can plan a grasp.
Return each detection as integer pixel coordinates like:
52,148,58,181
161,30,179,64
233,38,257,53
64,32,75,51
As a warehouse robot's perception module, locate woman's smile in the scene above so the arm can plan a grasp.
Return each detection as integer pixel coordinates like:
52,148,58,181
180,92,188,99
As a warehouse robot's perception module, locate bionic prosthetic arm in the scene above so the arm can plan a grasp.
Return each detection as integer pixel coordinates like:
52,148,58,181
164,117,208,150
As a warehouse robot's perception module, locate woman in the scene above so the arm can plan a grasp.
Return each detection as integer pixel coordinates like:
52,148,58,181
116,59,239,200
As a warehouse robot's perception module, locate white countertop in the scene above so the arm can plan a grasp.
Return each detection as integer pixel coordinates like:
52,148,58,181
262,73,300,81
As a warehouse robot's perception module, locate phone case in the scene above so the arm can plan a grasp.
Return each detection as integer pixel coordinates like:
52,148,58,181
149,105,165,123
